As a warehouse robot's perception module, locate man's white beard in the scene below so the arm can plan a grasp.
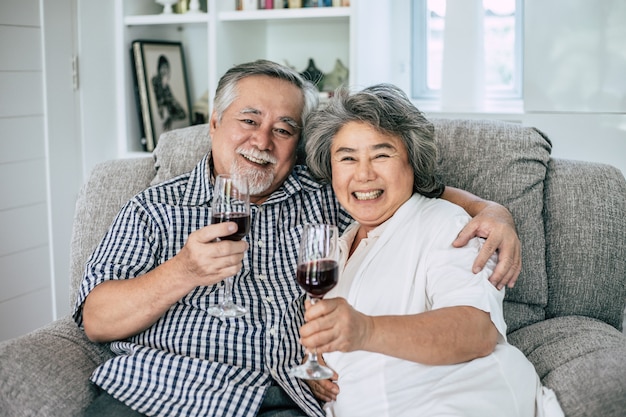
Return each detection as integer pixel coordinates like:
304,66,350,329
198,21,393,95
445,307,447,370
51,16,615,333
231,159,275,196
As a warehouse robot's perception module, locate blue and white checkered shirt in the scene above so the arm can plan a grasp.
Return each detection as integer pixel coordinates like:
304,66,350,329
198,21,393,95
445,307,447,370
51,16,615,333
73,153,352,417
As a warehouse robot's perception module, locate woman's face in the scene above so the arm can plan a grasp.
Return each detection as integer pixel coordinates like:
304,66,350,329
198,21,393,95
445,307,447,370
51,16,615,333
159,62,170,84
331,121,414,232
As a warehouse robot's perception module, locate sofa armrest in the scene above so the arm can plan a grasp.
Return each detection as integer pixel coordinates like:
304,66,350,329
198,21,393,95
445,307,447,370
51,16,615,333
0,316,113,417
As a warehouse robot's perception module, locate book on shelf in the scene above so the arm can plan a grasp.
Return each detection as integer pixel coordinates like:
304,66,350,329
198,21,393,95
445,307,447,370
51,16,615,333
235,0,347,9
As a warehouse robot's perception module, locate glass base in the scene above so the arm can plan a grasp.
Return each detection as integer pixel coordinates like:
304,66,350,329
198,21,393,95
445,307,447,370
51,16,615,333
207,301,247,318
289,362,334,380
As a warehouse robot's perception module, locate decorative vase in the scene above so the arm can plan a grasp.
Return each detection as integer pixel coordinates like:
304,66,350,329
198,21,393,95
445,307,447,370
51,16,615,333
300,58,324,91
156,0,178,14
188,0,202,13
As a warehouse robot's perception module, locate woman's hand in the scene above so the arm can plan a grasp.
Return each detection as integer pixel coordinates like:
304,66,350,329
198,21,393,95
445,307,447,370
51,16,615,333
300,300,497,367
300,298,374,355
304,357,339,403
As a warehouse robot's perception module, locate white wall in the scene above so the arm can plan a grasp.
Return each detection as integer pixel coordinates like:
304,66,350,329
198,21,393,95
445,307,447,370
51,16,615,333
523,0,626,174
77,1,118,176
0,0,54,341
0,0,81,342
42,0,84,319
356,0,626,176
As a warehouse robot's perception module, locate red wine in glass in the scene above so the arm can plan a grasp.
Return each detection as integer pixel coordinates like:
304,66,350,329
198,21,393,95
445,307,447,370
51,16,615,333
211,212,250,241
290,224,339,380
297,259,338,298
207,174,250,318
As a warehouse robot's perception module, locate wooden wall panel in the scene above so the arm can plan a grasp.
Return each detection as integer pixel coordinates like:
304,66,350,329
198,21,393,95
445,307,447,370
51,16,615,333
0,26,42,71
0,204,49,257
0,116,45,164
0,288,53,342
0,72,44,117
0,247,50,303
0,0,40,26
0,159,47,211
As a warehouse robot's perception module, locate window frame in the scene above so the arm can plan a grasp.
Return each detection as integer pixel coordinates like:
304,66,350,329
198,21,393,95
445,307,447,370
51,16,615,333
411,0,524,103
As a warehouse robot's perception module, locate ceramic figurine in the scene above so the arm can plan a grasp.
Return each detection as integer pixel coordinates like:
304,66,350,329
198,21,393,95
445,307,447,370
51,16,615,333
322,58,349,92
300,58,324,91
156,0,178,14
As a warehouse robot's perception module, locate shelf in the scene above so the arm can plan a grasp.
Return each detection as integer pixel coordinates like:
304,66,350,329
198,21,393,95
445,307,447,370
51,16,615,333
115,0,354,159
124,12,210,26
219,7,350,22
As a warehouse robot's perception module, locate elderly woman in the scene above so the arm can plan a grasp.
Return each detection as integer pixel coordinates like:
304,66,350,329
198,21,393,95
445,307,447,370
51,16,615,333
300,84,563,417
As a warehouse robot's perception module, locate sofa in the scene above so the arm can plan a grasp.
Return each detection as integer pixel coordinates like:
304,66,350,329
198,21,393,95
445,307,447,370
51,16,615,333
1,119,625,417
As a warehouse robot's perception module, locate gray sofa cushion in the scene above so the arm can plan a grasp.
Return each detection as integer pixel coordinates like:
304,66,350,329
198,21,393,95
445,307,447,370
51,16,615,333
0,316,113,417
508,315,626,417
151,124,211,186
432,119,552,332
544,159,626,330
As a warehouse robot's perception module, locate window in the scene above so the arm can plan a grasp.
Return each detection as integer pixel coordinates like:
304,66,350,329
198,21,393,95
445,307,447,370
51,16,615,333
412,0,523,105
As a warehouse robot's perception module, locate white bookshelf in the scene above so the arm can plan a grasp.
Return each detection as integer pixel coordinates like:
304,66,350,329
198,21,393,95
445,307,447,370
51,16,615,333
114,0,354,158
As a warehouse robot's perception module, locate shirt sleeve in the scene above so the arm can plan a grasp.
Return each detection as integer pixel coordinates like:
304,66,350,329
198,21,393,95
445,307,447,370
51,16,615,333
72,196,162,326
424,211,507,340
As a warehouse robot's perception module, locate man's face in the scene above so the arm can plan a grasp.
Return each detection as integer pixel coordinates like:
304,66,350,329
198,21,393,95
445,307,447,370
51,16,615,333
210,75,304,204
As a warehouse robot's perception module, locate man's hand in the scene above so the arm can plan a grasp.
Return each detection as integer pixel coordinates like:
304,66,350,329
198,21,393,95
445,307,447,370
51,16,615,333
174,221,248,288
453,203,521,289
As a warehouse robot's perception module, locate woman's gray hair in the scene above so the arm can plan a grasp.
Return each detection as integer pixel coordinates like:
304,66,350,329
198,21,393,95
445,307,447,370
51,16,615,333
305,83,444,198
213,60,319,155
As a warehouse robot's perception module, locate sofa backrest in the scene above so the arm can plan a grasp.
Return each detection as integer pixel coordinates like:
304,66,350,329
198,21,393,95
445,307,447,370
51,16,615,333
69,158,156,308
432,119,552,332
72,120,587,334
543,158,626,330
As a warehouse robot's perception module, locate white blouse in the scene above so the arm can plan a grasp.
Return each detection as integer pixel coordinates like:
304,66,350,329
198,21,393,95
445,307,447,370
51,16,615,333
323,194,563,417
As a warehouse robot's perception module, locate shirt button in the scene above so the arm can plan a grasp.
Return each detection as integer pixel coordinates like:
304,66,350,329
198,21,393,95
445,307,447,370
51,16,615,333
268,327,277,336
265,296,274,304
257,240,264,247
258,274,266,281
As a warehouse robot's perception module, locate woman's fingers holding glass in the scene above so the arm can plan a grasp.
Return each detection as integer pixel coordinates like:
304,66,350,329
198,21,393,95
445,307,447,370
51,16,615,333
300,298,367,354
305,370,340,402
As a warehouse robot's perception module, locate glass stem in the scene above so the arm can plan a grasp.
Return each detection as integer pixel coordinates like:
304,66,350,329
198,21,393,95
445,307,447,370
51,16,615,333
308,297,321,364
308,349,320,365
222,276,234,306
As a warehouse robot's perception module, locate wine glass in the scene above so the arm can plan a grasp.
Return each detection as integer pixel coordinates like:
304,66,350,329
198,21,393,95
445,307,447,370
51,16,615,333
289,223,339,380
207,174,251,318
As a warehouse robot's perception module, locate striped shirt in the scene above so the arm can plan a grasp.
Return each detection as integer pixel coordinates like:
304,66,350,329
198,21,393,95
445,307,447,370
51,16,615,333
73,153,352,417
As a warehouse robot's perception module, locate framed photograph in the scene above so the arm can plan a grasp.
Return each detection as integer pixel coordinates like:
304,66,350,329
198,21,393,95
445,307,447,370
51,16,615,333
131,40,192,152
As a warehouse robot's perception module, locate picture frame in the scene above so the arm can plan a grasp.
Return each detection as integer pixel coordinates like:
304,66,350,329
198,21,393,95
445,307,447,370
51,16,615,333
131,40,192,152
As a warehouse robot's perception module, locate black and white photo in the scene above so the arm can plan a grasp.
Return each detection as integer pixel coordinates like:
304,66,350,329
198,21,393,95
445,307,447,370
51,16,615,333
132,40,191,151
